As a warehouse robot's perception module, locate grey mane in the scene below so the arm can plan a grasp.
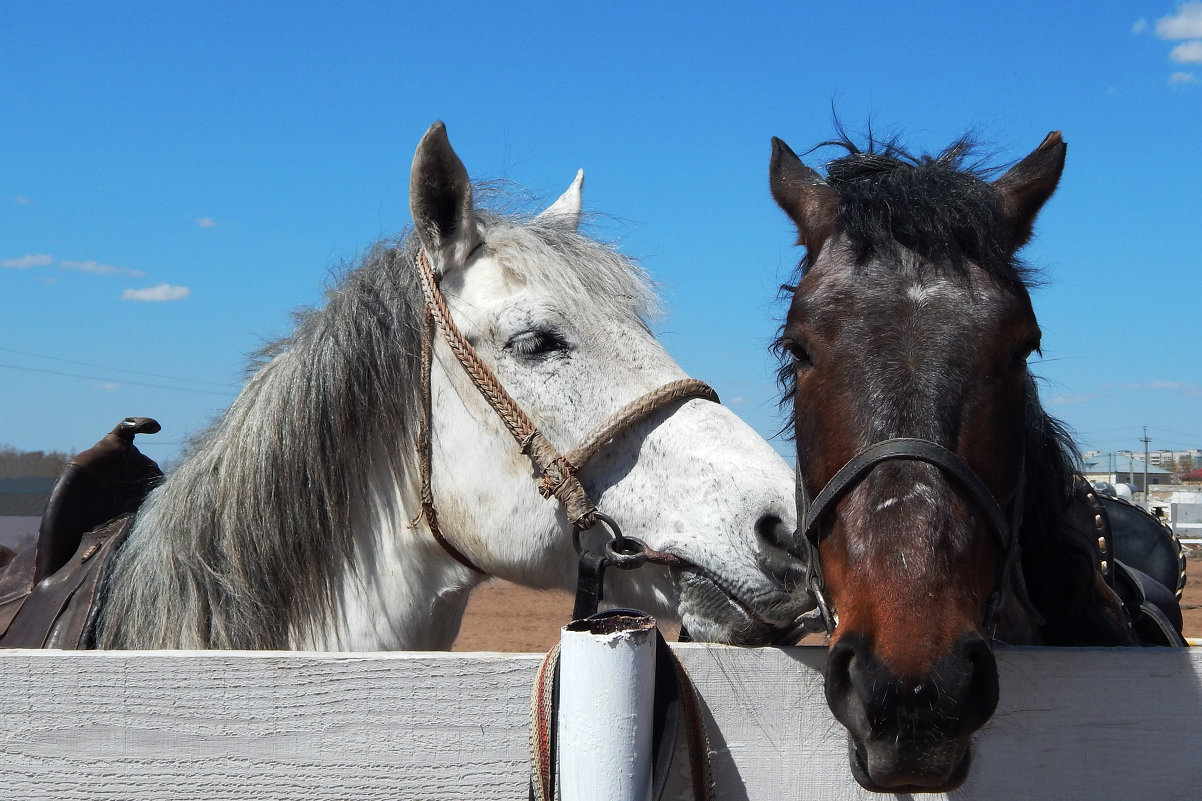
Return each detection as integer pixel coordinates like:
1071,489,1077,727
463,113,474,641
95,206,656,649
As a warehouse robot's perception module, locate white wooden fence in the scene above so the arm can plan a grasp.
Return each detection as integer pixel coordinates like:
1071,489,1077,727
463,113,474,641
3,644,1200,800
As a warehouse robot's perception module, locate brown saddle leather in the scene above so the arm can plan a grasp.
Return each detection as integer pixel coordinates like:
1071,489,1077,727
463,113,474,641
0,418,161,649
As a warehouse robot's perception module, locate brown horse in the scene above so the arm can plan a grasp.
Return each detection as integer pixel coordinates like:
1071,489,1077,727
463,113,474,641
769,129,1183,793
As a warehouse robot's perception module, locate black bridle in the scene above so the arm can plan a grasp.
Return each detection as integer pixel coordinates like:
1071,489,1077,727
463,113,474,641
793,437,1040,639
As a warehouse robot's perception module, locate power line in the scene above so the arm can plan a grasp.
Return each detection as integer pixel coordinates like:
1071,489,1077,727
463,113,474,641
0,346,234,389
1145,425,1202,442
0,362,232,397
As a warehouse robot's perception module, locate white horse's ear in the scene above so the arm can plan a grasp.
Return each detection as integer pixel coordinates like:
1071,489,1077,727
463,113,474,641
535,169,584,230
410,121,483,272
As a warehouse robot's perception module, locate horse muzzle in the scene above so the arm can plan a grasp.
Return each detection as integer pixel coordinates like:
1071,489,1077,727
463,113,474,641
674,567,817,646
847,733,974,793
825,631,999,792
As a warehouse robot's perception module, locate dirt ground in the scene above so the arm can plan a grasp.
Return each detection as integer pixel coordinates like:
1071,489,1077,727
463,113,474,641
453,556,1202,652
1179,561,1202,638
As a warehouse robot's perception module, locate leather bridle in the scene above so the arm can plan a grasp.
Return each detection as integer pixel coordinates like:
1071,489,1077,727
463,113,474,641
413,249,720,575
793,437,1038,639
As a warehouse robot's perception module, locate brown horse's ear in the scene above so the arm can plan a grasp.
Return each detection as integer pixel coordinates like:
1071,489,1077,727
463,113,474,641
410,121,483,273
770,137,839,254
993,131,1067,248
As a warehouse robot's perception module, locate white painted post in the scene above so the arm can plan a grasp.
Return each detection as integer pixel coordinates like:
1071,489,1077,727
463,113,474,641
557,612,657,801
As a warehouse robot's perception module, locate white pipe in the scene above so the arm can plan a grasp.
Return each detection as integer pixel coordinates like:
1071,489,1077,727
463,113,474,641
557,612,657,801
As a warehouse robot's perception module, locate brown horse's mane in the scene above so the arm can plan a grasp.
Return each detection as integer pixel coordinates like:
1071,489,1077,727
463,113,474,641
1018,381,1134,644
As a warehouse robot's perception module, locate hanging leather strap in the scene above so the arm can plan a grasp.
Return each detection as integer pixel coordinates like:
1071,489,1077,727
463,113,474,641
528,610,713,801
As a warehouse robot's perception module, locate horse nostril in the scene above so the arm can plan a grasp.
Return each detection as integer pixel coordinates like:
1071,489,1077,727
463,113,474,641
955,636,999,735
824,637,873,736
753,513,809,588
825,638,858,698
755,513,788,549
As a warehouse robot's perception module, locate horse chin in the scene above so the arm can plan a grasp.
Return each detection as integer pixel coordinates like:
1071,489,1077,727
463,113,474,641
676,572,810,646
846,734,973,794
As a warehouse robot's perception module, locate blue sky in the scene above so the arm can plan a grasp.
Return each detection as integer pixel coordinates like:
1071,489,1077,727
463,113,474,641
2,1,1200,466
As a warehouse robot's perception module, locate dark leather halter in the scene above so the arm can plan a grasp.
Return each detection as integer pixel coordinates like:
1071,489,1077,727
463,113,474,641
794,437,1033,638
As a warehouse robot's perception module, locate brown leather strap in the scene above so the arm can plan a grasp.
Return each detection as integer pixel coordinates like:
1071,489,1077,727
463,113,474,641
563,379,719,470
413,303,487,574
416,250,600,528
413,250,719,571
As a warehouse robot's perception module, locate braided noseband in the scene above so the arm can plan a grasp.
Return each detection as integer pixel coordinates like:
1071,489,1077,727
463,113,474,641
413,249,719,574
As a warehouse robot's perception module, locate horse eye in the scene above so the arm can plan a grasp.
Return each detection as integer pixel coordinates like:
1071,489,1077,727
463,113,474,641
506,329,569,359
1014,340,1041,367
782,339,813,369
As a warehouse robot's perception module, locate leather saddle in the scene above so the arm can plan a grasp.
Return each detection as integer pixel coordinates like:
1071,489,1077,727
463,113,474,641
1069,478,1188,647
0,418,162,649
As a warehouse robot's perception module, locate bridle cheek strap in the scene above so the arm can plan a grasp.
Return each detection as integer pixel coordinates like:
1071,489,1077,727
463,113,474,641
413,249,719,574
796,438,1032,638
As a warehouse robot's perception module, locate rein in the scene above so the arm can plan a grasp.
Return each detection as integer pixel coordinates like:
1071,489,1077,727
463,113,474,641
794,437,1037,638
413,249,719,576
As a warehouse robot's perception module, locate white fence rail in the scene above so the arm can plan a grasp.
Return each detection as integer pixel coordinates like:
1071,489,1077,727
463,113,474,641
2,644,1201,800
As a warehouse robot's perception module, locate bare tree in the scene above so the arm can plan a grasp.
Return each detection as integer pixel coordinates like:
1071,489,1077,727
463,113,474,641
0,446,70,481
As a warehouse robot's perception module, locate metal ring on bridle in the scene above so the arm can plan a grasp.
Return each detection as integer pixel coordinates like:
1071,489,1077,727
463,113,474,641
571,511,650,570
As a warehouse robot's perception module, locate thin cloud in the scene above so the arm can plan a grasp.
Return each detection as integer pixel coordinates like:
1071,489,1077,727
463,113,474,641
2,253,54,269
14,196,32,206
1049,392,1099,406
197,217,217,228
122,283,191,302
1134,18,1149,33
1170,40,1202,62
1144,4,1202,82
1108,380,1202,397
97,382,122,391
1156,2,1202,38
61,259,147,278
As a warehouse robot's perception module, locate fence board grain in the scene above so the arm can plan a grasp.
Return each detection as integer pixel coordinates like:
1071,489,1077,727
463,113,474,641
2,645,1199,800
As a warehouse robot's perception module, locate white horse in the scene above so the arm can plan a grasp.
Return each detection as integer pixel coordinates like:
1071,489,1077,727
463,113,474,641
95,122,810,650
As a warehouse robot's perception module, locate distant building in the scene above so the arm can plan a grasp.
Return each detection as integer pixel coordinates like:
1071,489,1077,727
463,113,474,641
1143,449,1202,470
0,476,53,517
1080,453,1172,494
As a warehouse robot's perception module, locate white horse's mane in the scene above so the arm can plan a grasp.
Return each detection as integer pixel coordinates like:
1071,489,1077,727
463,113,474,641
95,206,657,649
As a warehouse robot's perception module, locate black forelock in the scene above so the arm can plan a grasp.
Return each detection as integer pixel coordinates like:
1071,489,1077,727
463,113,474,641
813,134,1034,288
774,130,1047,438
